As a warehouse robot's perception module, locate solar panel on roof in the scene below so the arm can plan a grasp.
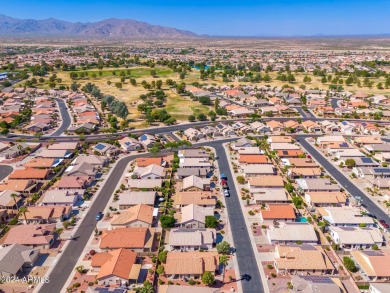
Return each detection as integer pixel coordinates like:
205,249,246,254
361,157,373,163
301,276,334,284
283,151,288,155
339,143,348,147
374,168,390,173
341,121,347,125
364,251,382,256
95,143,106,150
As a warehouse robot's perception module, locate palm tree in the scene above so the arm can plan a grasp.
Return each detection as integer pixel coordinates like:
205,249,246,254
219,255,230,281
18,206,28,223
139,281,154,293
10,193,19,212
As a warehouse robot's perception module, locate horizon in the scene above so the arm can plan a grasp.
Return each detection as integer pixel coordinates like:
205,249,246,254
1,0,390,37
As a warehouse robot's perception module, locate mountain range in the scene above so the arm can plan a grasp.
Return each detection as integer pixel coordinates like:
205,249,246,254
0,14,198,39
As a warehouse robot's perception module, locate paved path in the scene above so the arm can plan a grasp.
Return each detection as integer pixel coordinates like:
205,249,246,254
39,153,157,293
204,141,265,293
298,137,390,231
50,98,71,136
0,165,13,181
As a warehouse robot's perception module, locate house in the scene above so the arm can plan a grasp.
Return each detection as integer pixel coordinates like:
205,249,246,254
266,120,284,132
304,192,347,207
283,158,318,168
180,204,214,229
93,143,120,157
274,244,335,275
369,283,390,293
260,204,296,222
126,179,162,191
241,164,276,177
318,207,375,227
335,148,365,160
38,149,72,159
179,158,211,169
3,224,57,249
350,250,390,281
183,128,205,141
329,226,383,249
178,149,209,159
24,158,61,169
9,168,50,180
237,147,263,155
270,143,300,151
290,276,341,293
254,188,290,203
174,191,216,208
0,190,22,210
24,206,72,223
288,167,322,178
353,167,390,179
133,164,165,179
135,157,163,167
168,228,216,251
47,142,79,151
182,175,210,191
117,192,157,209
65,162,97,177
40,189,84,206
0,244,40,278
267,136,293,143
138,134,156,148
267,223,318,244
277,150,305,158
71,155,108,168
110,204,154,227
55,176,92,189
296,178,340,193
239,155,270,165
91,248,140,285
99,227,155,252
248,175,284,192
354,137,383,146
118,137,142,152
164,251,219,279
233,137,254,149
176,168,208,180
0,179,36,193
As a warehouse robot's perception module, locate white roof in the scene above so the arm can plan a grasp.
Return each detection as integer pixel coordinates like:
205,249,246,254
330,226,383,245
268,223,318,242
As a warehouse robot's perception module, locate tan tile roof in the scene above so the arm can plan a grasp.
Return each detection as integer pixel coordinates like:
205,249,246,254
306,192,347,204
0,180,35,192
248,175,284,187
24,158,56,168
110,204,154,226
261,204,296,219
350,250,390,277
165,251,219,275
9,168,49,180
25,206,71,221
239,155,269,164
287,158,318,168
91,248,138,280
3,224,56,246
269,136,292,143
174,191,216,207
135,157,162,167
275,245,334,271
99,227,154,249
291,167,322,177
277,150,304,157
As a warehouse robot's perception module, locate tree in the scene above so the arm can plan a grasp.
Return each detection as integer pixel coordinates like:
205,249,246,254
205,216,218,228
156,265,164,275
219,255,229,281
10,193,19,211
285,183,294,193
160,215,175,228
115,82,122,89
75,265,85,274
217,241,231,255
188,115,196,122
197,113,207,121
236,175,246,184
70,82,80,92
158,250,168,263
156,80,163,89
139,281,154,293
130,78,136,86
345,159,356,168
202,272,215,286
19,206,28,223
372,244,379,250
150,69,157,77
343,256,357,272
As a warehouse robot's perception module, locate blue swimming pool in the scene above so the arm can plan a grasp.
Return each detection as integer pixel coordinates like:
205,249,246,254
296,217,308,223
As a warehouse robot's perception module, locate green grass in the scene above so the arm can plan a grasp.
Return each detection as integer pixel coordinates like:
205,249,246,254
67,67,174,78
164,93,211,121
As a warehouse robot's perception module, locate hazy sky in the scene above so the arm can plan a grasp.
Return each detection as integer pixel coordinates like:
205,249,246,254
1,0,390,36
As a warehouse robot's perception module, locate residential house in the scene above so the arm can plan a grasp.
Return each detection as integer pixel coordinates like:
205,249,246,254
248,175,284,192
329,226,383,249
180,204,214,229
118,137,142,152
174,191,216,208
304,192,347,207
260,204,296,222
181,176,210,191
117,192,157,209
110,204,154,227
40,189,84,206
318,207,375,227
132,164,165,179
24,206,72,223
168,228,216,251
267,223,318,244
138,134,156,148
350,250,390,281
99,227,155,252
3,224,57,249
296,179,340,193
0,244,40,278
164,251,219,279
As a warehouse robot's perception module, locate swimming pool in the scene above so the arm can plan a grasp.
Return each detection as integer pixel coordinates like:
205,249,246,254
296,217,308,223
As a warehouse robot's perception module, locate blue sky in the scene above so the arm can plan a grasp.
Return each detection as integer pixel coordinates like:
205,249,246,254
1,0,390,36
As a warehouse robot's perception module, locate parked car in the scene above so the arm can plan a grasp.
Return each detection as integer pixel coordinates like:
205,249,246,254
379,219,389,228
224,190,230,197
96,212,103,221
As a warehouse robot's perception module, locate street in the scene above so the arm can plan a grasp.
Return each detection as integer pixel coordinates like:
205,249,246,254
50,98,72,136
298,137,390,232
